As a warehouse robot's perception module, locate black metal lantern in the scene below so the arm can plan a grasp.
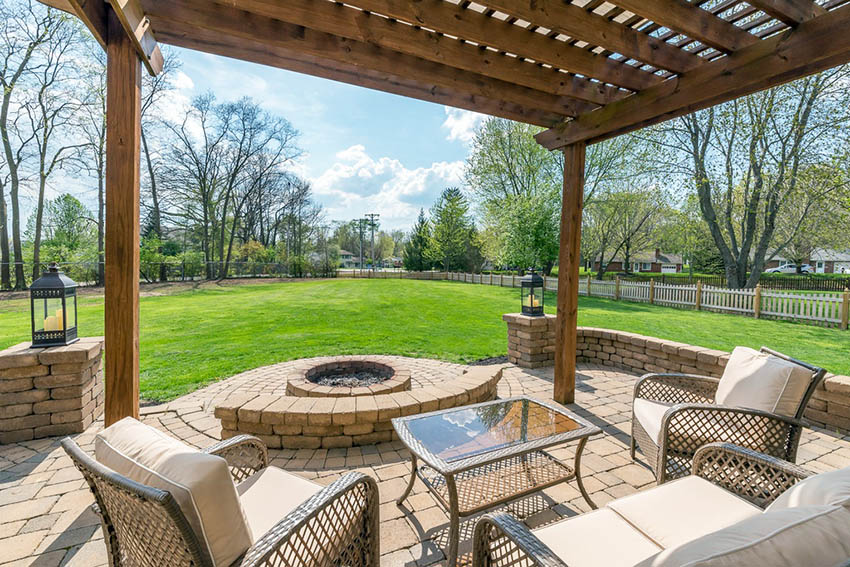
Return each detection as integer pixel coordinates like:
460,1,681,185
520,269,544,316
30,262,78,348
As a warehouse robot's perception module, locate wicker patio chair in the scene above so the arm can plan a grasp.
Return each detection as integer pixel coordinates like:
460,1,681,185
472,443,817,567
630,346,825,484
62,435,379,567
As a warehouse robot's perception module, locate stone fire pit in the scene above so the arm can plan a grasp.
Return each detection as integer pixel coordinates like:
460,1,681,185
214,355,503,449
286,358,411,397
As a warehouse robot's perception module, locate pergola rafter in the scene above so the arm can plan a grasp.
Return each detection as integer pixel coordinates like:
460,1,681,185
36,0,850,418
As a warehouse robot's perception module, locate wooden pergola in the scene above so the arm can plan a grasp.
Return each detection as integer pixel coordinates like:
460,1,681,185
42,0,850,424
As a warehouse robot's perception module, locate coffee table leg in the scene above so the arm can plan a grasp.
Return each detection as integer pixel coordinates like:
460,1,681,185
397,454,418,506
574,437,597,510
446,475,460,567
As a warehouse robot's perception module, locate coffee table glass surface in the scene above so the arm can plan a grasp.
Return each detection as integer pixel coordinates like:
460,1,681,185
403,398,585,465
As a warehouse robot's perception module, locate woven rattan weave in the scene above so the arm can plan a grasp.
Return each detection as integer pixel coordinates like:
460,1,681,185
630,347,826,484
62,433,379,567
471,443,815,567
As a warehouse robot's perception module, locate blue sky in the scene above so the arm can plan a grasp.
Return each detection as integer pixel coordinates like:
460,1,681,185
165,47,486,230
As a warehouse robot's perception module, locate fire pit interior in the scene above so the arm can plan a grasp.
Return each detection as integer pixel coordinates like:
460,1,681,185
286,357,412,397
308,361,393,388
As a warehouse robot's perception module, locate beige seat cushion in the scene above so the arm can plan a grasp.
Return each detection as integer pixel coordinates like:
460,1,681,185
715,347,812,417
633,398,673,444
607,476,761,549
95,417,252,567
237,466,323,538
636,505,850,567
534,508,662,567
768,466,850,511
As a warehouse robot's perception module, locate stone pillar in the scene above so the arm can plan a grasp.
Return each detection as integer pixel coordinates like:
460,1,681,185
503,313,556,368
0,337,104,444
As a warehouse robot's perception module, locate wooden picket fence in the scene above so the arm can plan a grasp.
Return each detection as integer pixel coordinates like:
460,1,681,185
344,270,850,330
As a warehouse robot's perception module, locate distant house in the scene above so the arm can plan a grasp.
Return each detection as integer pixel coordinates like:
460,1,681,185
593,248,683,273
764,249,850,274
339,249,360,269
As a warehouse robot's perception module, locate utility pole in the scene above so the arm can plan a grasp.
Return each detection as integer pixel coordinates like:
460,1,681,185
365,213,379,271
357,218,366,272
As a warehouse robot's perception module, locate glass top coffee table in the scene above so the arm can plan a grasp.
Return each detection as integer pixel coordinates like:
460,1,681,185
392,396,601,566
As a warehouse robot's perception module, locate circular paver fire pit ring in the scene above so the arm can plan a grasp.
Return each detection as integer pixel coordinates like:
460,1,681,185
286,357,411,398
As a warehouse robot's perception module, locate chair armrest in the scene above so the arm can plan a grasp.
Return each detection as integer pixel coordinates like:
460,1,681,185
692,443,813,508
203,435,268,482
473,512,568,567
239,472,379,567
661,405,803,468
634,373,719,405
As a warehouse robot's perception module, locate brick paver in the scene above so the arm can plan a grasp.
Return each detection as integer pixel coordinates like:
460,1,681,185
2,360,850,566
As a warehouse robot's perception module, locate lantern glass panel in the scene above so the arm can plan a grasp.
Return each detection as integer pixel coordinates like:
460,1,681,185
41,297,64,331
65,297,76,329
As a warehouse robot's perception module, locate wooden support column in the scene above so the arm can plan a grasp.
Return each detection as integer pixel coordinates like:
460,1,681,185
554,142,586,405
105,9,141,426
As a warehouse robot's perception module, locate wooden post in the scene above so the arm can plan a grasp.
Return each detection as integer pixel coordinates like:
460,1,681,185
754,283,762,319
105,9,142,427
841,288,849,330
649,278,655,304
695,280,703,311
554,142,585,405
586,275,591,297
615,276,621,300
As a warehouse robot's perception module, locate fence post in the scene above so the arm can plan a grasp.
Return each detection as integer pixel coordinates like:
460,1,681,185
649,278,655,304
695,280,703,311
615,276,621,300
842,288,850,331
754,284,762,319
586,276,591,297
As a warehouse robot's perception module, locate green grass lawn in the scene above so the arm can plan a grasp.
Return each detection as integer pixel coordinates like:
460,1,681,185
1,279,847,402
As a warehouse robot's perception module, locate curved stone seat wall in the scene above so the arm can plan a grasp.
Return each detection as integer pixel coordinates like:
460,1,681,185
214,365,503,449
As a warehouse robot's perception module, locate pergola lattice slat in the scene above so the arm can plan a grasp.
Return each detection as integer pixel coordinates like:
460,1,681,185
473,0,702,75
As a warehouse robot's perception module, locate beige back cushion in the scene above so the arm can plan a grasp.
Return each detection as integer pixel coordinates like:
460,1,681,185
95,417,253,567
768,466,850,511
637,505,850,567
714,347,811,417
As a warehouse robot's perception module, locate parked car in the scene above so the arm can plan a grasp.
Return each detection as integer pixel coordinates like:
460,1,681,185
765,264,813,274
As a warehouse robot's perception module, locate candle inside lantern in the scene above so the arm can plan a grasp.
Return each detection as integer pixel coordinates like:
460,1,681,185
56,308,64,328
44,315,58,331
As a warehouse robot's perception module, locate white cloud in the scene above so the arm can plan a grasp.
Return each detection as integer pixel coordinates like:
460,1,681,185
441,107,486,144
310,144,464,229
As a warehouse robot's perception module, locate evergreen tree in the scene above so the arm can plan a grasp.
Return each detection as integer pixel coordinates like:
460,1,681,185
403,209,430,271
426,187,472,271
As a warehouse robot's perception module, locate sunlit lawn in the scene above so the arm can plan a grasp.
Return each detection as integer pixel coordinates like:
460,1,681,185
1,278,847,402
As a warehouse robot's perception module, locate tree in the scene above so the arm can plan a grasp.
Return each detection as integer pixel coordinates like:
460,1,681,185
162,94,302,279
583,186,664,278
403,209,430,271
140,49,180,282
76,46,106,285
772,162,850,271
465,117,647,271
25,15,85,281
653,66,850,287
427,187,472,271
0,1,71,289
494,192,559,273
